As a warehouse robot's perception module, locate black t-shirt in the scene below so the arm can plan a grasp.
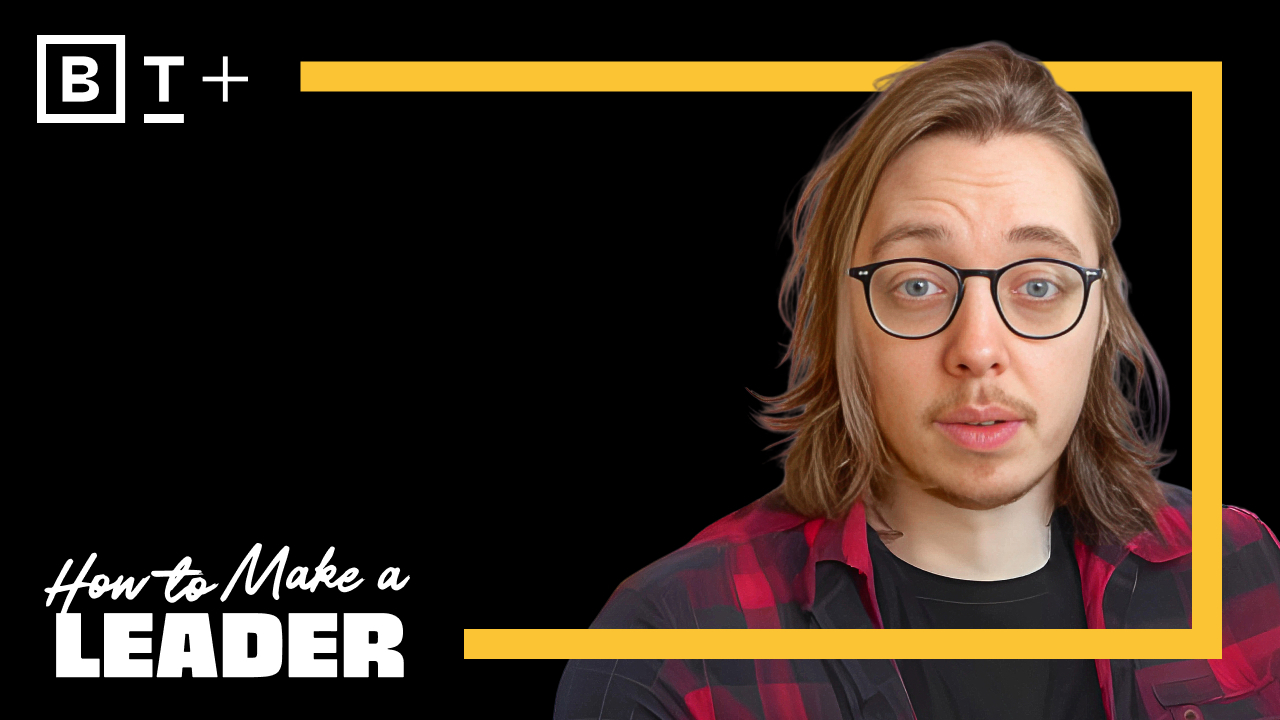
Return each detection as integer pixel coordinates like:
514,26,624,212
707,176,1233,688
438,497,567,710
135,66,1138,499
867,505,1109,720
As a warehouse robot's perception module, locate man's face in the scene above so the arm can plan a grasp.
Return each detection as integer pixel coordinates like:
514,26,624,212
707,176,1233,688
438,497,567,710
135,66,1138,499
850,132,1105,511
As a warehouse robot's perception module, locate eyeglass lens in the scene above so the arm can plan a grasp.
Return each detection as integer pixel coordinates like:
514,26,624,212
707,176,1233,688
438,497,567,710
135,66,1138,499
868,261,1086,338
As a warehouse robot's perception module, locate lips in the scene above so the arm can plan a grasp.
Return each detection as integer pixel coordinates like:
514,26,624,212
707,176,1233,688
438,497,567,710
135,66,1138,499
933,404,1025,451
935,419,1023,451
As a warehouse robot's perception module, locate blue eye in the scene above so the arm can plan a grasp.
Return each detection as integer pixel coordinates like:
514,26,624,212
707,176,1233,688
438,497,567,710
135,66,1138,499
1020,280,1059,298
901,279,940,297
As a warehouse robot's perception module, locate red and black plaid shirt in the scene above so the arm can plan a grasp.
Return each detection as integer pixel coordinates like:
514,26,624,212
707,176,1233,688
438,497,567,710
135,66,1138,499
555,481,1280,719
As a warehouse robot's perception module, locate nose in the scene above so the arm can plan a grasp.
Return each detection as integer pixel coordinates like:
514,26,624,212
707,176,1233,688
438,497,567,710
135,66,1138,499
942,277,1010,378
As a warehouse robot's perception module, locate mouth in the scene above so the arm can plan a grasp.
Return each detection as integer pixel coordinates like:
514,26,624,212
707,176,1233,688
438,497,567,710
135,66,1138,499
934,419,1023,451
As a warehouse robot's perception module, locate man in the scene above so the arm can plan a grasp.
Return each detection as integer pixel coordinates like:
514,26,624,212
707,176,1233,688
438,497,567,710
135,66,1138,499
554,43,1277,720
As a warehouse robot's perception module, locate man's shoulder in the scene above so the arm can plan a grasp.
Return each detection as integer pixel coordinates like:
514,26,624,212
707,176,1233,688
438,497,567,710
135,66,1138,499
591,489,813,629
1153,480,1278,553
683,486,811,547
1156,479,1191,508
1220,502,1279,557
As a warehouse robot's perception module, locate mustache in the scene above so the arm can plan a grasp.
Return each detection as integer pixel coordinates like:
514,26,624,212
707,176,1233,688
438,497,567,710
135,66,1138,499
925,386,1037,425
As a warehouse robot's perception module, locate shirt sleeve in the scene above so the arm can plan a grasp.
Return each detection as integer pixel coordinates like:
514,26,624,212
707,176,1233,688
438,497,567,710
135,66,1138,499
553,548,728,720
553,600,714,720
555,658,715,720
1215,506,1280,702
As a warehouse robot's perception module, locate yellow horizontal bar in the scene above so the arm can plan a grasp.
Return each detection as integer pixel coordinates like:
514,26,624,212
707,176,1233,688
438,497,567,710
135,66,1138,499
300,61,1219,92
464,628,1223,660
301,61,906,92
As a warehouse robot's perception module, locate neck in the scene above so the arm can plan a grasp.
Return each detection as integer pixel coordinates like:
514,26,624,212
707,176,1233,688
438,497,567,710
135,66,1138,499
868,466,1057,581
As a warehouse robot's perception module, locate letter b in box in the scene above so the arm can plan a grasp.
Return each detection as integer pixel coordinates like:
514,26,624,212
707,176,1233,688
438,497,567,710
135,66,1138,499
37,36,126,122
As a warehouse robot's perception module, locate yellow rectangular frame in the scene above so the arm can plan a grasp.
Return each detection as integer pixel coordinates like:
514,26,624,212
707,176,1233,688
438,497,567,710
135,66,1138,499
299,61,1221,659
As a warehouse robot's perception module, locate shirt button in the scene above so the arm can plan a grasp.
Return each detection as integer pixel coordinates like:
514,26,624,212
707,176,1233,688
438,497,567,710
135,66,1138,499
1179,707,1202,720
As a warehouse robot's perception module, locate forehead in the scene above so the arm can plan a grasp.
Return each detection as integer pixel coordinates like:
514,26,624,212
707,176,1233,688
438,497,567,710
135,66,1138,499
858,132,1095,265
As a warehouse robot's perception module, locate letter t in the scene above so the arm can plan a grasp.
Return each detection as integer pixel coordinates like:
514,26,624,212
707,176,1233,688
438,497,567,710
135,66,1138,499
144,56,184,102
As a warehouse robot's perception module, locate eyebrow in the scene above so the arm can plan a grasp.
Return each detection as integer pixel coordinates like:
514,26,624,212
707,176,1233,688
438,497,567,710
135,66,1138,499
868,222,1084,263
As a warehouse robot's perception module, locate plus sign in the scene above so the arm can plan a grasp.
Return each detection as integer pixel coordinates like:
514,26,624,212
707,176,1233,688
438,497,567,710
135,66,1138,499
201,56,248,102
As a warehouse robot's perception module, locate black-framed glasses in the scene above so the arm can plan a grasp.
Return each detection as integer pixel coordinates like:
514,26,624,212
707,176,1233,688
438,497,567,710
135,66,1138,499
848,257,1107,340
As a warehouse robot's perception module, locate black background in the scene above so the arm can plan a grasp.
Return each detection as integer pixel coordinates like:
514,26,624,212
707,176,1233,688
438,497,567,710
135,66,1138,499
30,20,1246,716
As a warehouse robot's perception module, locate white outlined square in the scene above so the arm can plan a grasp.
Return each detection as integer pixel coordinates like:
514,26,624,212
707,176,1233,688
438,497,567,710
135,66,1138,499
37,35,126,123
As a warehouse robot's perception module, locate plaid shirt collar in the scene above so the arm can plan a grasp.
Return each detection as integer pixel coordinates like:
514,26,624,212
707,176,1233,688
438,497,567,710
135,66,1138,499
798,495,1194,618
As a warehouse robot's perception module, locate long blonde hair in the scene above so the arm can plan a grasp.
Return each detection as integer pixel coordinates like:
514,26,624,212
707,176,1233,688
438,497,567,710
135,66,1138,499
748,41,1173,547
